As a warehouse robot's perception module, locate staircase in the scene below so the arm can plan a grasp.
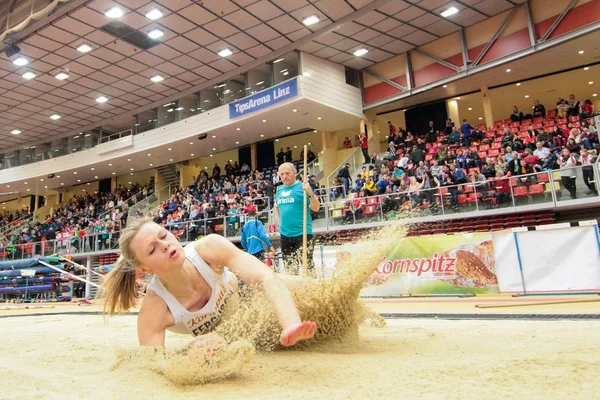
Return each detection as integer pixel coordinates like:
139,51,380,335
156,164,179,188
89,261,102,298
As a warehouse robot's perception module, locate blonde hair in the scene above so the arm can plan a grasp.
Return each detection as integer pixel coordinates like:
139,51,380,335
101,217,153,316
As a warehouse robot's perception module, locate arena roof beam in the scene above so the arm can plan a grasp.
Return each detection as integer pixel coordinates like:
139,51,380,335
405,51,414,91
539,0,577,43
472,6,519,67
364,69,407,92
524,1,537,47
412,49,461,72
460,29,469,68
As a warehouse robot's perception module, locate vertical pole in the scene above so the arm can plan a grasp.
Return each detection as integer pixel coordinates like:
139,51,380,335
593,223,600,255
513,231,527,294
320,245,325,279
85,257,92,299
302,145,308,276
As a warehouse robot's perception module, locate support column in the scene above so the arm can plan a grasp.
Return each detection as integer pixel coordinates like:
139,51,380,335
321,130,338,186
447,100,460,127
155,170,166,204
250,144,257,171
481,86,494,129
111,177,117,192
364,111,382,155
84,257,92,299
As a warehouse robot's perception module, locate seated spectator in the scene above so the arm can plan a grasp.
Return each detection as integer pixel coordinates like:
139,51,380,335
536,127,550,146
515,159,537,185
470,170,489,194
455,149,467,169
550,125,564,148
557,97,569,118
481,158,496,179
343,137,352,149
523,148,541,171
510,105,524,122
522,129,537,150
416,161,428,178
343,197,363,224
354,174,365,192
363,177,377,196
376,176,391,195
448,127,460,145
566,137,581,154
579,99,595,122
495,155,508,175
580,127,597,149
392,166,404,179
533,100,546,118
493,171,511,206
430,159,443,181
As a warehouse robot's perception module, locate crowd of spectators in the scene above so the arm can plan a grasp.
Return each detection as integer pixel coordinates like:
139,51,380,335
332,98,598,220
0,182,152,256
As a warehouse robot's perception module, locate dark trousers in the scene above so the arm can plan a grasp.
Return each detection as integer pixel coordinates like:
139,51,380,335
280,234,315,277
583,169,596,193
361,147,369,164
561,176,577,198
251,250,266,263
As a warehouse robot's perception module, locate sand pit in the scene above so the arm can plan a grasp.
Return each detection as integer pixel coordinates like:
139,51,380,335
1,314,599,399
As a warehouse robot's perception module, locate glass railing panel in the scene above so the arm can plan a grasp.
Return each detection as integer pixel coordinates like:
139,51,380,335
554,163,600,203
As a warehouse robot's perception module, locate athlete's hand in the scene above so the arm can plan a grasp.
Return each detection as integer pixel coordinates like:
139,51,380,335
302,181,313,196
280,321,317,346
193,333,227,356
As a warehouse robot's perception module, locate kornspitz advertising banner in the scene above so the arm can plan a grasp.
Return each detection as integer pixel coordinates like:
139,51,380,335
326,232,499,296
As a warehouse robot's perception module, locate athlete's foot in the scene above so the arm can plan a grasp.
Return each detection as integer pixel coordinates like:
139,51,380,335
280,321,317,346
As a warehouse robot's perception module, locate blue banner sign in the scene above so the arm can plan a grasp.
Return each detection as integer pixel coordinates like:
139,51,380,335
229,77,297,119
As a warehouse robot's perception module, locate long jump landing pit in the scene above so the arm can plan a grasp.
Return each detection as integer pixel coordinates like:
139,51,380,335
1,297,599,400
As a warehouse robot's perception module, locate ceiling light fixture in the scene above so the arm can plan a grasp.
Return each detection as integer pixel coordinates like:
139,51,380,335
293,109,297,112
525,95,529,98
55,72,69,80
105,7,123,19
589,81,594,85
273,58,284,63
11,129,21,135
168,148,171,151
96,96,108,103
151,75,164,82
22,71,36,80
353,48,368,56
13,57,27,66
584,67,589,71
148,29,164,39
468,107,473,110
578,50,584,54
146,8,163,20
479,117,483,120
303,15,319,26
260,134,264,137
218,48,232,57
287,127,291,130
593,93,597,97
506,68,511,72
236,128,240,131
516,83,521,86
49,114,61,120
235,141,239,144
77,44,92,53
441,6,459,17
191,153,195,156
317,117,322,120
443,85,447,88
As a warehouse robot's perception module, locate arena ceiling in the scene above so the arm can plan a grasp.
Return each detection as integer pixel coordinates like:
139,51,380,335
0,0,527,151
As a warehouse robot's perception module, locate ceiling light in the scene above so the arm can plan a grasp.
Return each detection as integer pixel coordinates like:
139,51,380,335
169,158,173,162
260,134,264,137
24,182,27,185
73,171,77,174
49,114,61,120
191,153,194,156
584,67,589,71
94,176,98,179
283,71,289,76
77,179,81,182
212,135,216,138
456,97,461,100
168,148,171,151
56,175,60,178
91,167,95,170
146,8,163,20
275,139,279,142
525,95,529,98
167,108,173,112
105,7,123,19
147,153,151,156
212,148,216,151
22,71,36,80
593,93,597,97
256,81,264,85
441,6,459,17
235,141,239,144
190,142,193,145
61,182,65,185
313,130,317,133
77,44,92,53
218,48,232,57
44,186,48,189
96,96,108,103
148,29,164,39
273,58,284,63
149,163,153,166
175,107,183,111
589,81,594,85
353,48,368,57
27,189,30,192
151,75,164,82
55,72,69,80
108,163,112,166
236,128,240,131
287,127,291,130
317,117,322,120
506,69,511,72
578,50,584,54
13,57,27,66
11,130,21,135
516,83,521,86
303,15,319,26
112,173,115,175
130,168,134,171
479,117,483,120
262,120,267,123
293,109,297,112
443,85,447,88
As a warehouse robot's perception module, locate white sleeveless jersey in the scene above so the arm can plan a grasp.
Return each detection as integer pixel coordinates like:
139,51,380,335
146,243,235,337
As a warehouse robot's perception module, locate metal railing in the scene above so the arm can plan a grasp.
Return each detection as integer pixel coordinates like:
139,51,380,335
0,163,599,261
326,147,362,189
98,129,133,144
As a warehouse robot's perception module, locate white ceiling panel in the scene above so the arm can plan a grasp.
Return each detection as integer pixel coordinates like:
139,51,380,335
426,19,461,36
224,9,262,30
380,40,414,54
394,6,427,22
313,0,355,20
402,29,438,46
268,14,305,35
246,0,284,21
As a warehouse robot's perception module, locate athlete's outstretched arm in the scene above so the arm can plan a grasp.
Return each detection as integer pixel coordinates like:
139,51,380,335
195,234,316,346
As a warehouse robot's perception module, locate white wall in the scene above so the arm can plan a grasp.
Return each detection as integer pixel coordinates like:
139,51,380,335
300,53,364,119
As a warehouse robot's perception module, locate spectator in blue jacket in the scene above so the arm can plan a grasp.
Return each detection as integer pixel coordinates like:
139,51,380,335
241,211,275,262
